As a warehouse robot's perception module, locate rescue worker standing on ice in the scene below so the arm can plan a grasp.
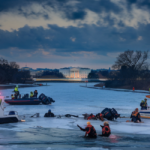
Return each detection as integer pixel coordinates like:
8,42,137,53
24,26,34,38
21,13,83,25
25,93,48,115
140,98,147,110
130,108,141,123
100,121,111,137
77,122,97,138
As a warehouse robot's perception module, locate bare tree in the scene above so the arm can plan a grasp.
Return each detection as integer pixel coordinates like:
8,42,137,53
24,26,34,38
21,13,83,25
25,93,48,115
112,50,149,70
0,58,8,65
10,62,19,69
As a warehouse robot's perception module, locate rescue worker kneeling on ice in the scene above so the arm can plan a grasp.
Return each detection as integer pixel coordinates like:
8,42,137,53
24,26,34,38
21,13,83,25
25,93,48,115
96,113,104,121
77,122,97,138
101,108,120,120
100,121,111,137
130,108,141,123
44,109,55,117
87,113,97,120
140,98,147,110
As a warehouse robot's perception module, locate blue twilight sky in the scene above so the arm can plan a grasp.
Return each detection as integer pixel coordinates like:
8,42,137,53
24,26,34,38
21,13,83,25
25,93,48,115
0,0,150,69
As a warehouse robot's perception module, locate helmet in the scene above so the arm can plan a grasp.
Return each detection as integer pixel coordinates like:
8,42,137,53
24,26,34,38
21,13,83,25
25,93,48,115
48,109,51,113
144,98,147,101
104,121,109,125
87,122,91,125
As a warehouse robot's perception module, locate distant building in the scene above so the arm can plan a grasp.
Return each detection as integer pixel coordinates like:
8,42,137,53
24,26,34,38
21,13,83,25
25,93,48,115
20,67,33,71
59,67,91,78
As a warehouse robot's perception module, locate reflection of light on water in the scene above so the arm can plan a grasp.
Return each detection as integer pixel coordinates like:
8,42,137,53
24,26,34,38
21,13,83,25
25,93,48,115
109,135,120,143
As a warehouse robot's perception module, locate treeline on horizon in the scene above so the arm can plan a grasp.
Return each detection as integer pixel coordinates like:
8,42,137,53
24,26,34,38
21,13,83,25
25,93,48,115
0,58,31,84
1,50,150,86
90,50,150,90
37,70,64,78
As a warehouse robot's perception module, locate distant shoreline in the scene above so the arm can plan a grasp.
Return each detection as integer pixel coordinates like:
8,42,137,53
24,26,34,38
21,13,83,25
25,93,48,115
34,78,107,82
94,80,150,91
0,83,45,90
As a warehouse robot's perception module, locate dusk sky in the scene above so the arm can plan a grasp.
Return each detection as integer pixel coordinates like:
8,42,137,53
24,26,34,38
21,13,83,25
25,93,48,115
0,0,150,69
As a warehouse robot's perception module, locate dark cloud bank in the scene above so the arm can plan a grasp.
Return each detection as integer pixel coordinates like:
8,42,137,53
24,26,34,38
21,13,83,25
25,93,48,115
0,24,150,54
0,0,150,60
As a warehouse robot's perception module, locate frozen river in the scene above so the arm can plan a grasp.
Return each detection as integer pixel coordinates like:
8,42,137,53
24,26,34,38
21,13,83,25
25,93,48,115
0,83,150,150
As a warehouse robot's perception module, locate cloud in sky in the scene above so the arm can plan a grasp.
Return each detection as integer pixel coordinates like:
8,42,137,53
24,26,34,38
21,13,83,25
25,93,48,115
0,0,150,69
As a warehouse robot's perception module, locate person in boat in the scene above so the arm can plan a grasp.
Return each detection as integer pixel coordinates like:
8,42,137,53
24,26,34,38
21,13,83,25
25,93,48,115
100,121,111,137
14,93,18,99
11,94,15,99
101,108,120,121
44,109,55,117
30,92,34,98
77,122,97,138
140,98,147,110
130,108,141,123
33,90,38,98
14,85,19,98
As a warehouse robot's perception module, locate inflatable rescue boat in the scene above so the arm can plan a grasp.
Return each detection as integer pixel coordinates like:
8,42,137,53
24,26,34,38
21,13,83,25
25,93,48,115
5,98,41,105
4,93,55,105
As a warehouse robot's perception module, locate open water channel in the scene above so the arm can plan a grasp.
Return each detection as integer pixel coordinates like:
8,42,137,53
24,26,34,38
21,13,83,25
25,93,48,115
0,83,150,150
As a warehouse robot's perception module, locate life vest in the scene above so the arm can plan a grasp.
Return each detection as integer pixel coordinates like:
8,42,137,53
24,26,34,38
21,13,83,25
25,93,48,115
140,100,144,107
132,111,138,117
11,95,15,99
100,113,103,117
99,113,104,120
141,101,147,107
14,87,18,92
87,115,95,120
30,93,34,97
102,125,111,136
86,125,97,136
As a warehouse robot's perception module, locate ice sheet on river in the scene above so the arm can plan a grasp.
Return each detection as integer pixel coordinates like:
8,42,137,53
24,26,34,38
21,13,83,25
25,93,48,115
1,83,150,134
